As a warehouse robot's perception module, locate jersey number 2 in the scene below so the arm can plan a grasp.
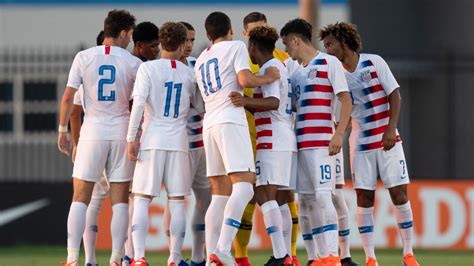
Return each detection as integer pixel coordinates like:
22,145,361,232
164,82,183,118
98,65,116,101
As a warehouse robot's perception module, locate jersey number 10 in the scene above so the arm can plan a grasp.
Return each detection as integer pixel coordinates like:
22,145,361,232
199,58,222,96
98,65,116,101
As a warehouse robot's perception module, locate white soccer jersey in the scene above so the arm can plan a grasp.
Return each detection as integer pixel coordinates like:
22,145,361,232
127,59,197,152
284,58,301,78
253,58,296,152
73,86,83,106
185,56,204,150
194,41,251,129
66,45,142,140
346,53,401,153
290,52,349,150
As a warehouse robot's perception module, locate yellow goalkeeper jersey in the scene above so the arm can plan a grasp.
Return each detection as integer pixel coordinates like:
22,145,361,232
244,48,289,157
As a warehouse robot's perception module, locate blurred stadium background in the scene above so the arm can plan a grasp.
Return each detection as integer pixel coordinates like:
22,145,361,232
0,0,473,265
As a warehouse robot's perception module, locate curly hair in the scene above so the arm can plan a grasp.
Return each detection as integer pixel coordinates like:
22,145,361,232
104,9,136,38
319,22,362,52
249,25,279,54
159,22,187,52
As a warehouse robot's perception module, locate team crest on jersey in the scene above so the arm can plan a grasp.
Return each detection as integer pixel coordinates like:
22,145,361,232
361,69,372,82
308,68,318,79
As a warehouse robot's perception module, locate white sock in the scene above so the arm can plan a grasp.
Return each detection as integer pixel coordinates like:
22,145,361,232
205,195,229,259
83,198,103,264
110,203,128,263
124,195,134,259
357,207,376,260
132,197,151,260
192,187,211,263
279,203,292,256
301,193,328,258
298,197,318,261
333,189,351,259
315,191,339,257
168,199,186,264
163,199,171,246
395,201,414,255
262,201,286,259
215,182,254,255
67,202,88,263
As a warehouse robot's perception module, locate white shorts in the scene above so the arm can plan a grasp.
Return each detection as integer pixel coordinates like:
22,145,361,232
335,151,345,186
279,152,297,191
132,150,191,197
203,123,255,176
350,143,410,190
73,140,134,183
189,148,210,189
296,149,336,194
91,171,110,200
255,151,295,187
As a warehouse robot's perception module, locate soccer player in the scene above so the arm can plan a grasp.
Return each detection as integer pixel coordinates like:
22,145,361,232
235,12,301,266
320,22,420,266
58,9,141,266
280,18,353,266
229,25,295,265
161,21,210,266
195,11,279,266
127,22,198,266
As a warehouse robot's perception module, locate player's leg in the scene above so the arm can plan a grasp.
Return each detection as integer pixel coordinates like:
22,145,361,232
130,149,165,264
378,144,419,266
190,149,211,265
234,198,256,266
106,140,135,265
163,151,192,265
332,152,360,266
83,173,109,266
352,150,378,265
297,193,318,264
305,149,340,264
163,200,171,246
123,191,134,266
67,139,107,265
276,190,292,259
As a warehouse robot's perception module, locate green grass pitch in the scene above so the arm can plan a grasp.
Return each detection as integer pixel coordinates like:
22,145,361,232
0,246,472,266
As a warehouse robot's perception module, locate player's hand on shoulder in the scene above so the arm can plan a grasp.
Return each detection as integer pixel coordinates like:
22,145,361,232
328,133,343,156
57,132,71,156
229,92,244,107
264,66,280,83
127,142,138,161
382,127,397,151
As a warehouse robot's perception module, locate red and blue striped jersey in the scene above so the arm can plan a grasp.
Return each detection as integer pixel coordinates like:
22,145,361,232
346,54,401,153
290,52,349,150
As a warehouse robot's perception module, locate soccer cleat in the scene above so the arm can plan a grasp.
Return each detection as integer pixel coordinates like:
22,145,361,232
308,259,323,266
190,260,206,266
235,257,252,266
403,253,420,266
131,257,149,266
365,258,378,266
284,255,293,266
177,260,190,266
122,255,133,266
306,260,315,266
264,255,290,266
62,261,78,266
327,255,341,266
340,257,360,266
110,262,121,266
292,256,301,266
210,252,236,266
86,264,98,266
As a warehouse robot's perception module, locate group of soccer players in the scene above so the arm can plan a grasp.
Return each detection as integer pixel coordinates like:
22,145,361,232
57,8,420,266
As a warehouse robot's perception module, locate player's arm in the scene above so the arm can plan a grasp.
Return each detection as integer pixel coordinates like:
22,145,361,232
229,92,279,111
237,68,280,88
58,87,76,155
383,88,401,151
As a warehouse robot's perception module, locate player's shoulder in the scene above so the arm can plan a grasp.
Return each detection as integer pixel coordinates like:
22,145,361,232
187,56,197,68
318,51,342,65
273,48,289,62
359,53,386,67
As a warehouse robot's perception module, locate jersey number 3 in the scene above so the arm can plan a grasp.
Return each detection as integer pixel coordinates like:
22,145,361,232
98,65,116,101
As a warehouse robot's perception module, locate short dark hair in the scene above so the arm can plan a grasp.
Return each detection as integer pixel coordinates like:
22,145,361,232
133,22,159,45
249,26,278,54
243,12,267,29
179,21,195,31
319,22,362,53
280,18,312,43
96,30,105,46
104,9,136,39
205,12,231,41
159,22,187,52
